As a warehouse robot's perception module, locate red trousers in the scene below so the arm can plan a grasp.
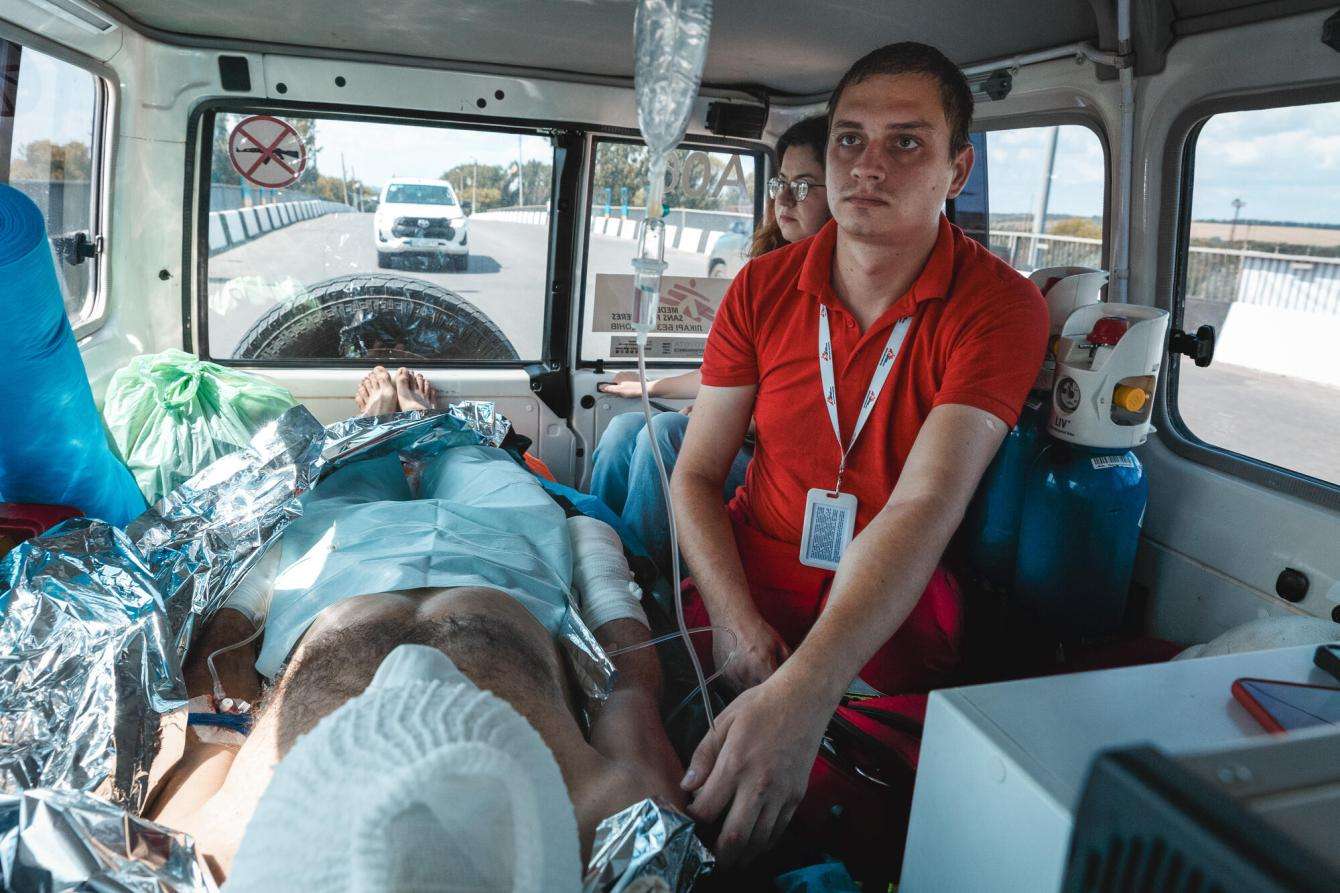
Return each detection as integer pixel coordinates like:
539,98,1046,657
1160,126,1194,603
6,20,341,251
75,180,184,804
683,504,963,695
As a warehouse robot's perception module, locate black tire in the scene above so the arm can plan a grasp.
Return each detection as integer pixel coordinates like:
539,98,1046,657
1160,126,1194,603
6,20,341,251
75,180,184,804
233,273,519,362
376,251,393,268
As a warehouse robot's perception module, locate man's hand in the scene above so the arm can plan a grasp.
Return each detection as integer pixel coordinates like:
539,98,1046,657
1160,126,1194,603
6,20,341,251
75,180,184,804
681,672,832,867
598,370,647,399
717,611,789,692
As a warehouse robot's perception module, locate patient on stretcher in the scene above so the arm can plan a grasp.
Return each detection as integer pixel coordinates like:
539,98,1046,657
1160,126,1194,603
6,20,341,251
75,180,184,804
148,367,684,884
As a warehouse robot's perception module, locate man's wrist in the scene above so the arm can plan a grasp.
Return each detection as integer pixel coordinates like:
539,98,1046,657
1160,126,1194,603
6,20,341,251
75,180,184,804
774,649,851,711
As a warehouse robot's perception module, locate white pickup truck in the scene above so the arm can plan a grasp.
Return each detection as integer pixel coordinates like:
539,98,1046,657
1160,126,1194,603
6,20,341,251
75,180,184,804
373,177,469,271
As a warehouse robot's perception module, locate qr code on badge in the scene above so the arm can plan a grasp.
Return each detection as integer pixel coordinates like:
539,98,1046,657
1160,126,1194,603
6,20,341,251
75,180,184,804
808,503,846,565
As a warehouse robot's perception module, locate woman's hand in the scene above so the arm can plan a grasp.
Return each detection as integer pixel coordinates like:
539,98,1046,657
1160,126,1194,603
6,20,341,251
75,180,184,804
598,370,648,399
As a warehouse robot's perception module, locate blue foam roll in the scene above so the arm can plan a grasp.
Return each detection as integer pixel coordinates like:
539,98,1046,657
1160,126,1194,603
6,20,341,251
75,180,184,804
0,185,146,525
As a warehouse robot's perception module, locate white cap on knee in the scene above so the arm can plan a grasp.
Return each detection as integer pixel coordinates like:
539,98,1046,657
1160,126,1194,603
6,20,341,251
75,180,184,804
227,644,582,892
568,516,648,632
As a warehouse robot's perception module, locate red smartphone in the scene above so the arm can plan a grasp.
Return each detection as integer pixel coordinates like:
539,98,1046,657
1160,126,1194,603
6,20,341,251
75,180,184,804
1231,677,1340,733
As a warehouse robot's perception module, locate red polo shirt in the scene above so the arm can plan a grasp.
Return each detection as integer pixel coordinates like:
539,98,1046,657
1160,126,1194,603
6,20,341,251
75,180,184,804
701,214,1047,544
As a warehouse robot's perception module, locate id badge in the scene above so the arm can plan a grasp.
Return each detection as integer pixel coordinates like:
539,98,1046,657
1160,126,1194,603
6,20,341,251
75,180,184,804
799,488,858,571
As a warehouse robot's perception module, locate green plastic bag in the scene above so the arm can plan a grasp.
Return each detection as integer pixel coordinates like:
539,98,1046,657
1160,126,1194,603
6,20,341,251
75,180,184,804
104,349,297,504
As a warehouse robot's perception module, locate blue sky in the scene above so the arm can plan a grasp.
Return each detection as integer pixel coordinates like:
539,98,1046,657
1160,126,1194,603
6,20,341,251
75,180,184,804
312,119,553,185
986,102,1340,226
986,125,1105,219
1190,103,1340,226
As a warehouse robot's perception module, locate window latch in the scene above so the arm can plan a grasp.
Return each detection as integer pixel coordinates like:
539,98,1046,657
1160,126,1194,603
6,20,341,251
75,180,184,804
54,230,102,267
1169,324,1215,368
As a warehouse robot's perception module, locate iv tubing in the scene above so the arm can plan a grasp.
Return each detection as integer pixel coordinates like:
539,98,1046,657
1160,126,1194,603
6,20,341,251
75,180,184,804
608,624,737,726
206,615,266,707
604,623,735,658
636,339,717,731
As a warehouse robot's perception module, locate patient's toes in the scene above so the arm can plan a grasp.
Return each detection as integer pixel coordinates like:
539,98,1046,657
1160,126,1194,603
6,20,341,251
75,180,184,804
361,366,399,416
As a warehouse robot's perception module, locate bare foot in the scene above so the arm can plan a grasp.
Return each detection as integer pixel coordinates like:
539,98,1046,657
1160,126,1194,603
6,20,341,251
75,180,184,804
357,366,398,416
394,367,438,412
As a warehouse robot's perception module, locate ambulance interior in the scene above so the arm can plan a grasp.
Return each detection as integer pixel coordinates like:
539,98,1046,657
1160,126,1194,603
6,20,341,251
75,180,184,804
2,0,1340,889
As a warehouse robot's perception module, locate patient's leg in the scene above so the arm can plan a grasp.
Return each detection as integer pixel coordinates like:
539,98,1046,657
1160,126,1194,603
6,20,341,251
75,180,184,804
176,588,657,877
147,608,262,827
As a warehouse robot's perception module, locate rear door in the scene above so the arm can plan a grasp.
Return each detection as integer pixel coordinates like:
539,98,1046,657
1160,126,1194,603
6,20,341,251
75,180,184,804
189,106,581,481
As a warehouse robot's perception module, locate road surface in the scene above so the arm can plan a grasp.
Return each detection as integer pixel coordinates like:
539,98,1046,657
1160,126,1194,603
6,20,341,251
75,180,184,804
207,211,713,360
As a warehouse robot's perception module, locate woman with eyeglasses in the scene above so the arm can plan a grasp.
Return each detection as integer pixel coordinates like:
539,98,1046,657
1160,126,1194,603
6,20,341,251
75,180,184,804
590,116,830,573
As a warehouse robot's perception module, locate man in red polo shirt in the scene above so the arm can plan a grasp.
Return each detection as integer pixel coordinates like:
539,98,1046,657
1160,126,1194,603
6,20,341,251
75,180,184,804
670,42,1047,865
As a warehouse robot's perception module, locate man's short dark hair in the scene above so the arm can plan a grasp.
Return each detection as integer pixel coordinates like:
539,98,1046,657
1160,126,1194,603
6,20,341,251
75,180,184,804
827,42,974,157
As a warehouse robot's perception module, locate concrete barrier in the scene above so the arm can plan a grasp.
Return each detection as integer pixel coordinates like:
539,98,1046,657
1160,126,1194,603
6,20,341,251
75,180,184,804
1215,302,1340,388
206,199,353,256
471,206,749,260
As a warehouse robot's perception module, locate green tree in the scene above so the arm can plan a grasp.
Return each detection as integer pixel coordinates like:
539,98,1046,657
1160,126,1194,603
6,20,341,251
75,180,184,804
1048,217,1102,240
441,159,553,212
11,139,92,181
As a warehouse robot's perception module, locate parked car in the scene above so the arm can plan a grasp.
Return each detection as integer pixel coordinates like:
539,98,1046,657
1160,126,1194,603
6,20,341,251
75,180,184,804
373,178,469,271
707,219,749,278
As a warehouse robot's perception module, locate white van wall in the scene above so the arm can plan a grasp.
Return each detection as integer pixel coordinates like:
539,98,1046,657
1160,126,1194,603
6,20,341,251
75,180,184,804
1131,9,1340,642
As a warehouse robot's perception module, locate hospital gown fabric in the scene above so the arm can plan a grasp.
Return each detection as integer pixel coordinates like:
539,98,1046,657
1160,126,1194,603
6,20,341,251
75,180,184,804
255,444,572,679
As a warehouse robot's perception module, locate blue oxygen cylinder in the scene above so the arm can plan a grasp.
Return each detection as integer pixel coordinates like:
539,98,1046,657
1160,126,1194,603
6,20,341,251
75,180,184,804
1012,302,1169,641
961,267,1107,589
1012,444,1148,639
962,395,1048,588
0,185,145,525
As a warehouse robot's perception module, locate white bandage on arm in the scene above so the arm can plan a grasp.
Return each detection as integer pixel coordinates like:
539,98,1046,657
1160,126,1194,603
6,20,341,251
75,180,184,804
568,515,648,632
222,545,280,628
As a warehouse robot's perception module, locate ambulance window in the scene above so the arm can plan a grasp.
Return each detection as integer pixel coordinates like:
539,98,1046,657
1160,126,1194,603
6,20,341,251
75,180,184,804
2,41,102,324
201,111,553,364
579,139,762,364
1175,100,1340,486
981,124,1106,274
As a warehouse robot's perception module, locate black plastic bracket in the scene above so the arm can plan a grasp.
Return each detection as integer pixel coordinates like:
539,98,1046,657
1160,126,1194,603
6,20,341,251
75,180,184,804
971,69,1013,102
1169,324,1215,367
526,361,572,419
53,230,101,266
1324,10,1340,53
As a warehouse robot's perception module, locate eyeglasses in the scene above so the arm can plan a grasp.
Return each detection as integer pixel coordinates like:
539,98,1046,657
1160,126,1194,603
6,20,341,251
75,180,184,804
767,175,825,204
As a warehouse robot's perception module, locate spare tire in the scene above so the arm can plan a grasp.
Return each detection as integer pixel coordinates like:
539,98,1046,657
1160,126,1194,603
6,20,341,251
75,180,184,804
232,274,519,362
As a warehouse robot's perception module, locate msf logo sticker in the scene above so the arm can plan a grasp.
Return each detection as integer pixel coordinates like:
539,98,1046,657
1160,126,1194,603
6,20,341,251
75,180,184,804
1055,376,1082,414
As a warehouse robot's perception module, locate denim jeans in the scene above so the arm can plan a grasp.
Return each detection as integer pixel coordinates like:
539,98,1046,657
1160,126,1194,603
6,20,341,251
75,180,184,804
589,411,751,573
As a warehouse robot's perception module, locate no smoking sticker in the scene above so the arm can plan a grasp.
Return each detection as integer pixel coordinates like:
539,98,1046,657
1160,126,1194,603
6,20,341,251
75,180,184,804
228,115,307,188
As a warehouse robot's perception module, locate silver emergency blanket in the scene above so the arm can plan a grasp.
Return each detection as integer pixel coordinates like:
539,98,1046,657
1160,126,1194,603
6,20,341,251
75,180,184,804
0,520,180,809
583,798,713,893
0,788,215,892
0,402,613,817
446,400,511,448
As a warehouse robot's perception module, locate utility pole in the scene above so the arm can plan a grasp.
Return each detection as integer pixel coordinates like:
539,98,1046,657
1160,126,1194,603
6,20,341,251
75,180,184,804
472,157,478,212
1229,197,1246,243
516,134,525,207
339,153,349,206
1028,126,1060,270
